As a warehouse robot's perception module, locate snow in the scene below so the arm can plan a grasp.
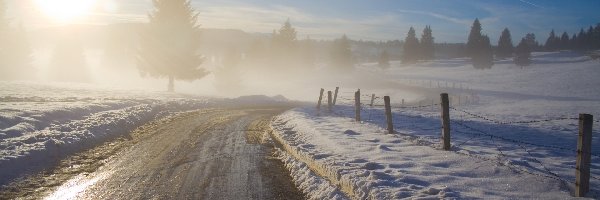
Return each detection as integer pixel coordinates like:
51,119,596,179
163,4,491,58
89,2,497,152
0,82,214,185
271,51,600,199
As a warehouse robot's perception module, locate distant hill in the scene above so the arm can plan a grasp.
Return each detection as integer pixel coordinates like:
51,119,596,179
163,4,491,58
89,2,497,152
28,23,269,54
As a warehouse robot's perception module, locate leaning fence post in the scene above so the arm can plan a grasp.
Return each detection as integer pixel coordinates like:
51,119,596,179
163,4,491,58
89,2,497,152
317,88,324,110
576,114,593,197
327,91,333,112
440,93,451,150
354,90,361,121
333,87,339,105
370,94,375,107
384,96,393,134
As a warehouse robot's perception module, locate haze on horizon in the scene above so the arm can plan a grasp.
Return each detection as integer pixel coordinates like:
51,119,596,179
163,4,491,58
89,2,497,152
1,0,599,101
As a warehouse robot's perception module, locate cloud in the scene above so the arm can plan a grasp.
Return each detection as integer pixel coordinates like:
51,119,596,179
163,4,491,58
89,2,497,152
518,0,544,9
396,9,472,26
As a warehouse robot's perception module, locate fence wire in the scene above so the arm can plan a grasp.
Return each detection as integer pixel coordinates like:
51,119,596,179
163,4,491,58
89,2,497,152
319,88,599,195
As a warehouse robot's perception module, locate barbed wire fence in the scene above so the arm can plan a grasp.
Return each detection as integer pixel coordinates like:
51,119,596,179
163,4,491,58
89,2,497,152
315,87,599,197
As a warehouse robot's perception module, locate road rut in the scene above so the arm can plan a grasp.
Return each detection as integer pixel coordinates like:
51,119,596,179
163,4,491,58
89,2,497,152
40,108,303,200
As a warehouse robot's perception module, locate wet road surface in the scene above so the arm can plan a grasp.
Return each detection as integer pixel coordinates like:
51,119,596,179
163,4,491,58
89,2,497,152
24,108,302,199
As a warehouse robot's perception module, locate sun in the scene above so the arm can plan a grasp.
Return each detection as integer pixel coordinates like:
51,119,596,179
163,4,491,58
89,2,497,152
34,0,96,23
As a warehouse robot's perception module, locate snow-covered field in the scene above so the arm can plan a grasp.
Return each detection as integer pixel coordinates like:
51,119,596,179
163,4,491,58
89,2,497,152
0,82,218,185
271,51,600,199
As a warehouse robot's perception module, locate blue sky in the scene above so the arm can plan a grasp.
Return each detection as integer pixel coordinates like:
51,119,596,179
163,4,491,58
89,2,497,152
7,0,600,43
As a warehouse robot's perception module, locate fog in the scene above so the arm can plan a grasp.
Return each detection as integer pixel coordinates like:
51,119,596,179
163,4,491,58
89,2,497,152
1,23,422,102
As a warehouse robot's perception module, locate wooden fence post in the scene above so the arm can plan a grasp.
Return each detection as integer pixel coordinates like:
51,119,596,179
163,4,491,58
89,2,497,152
576,114,593,197
317,88,324,110
384,96,393,134
333,87,339,105
440,93,451,150
370,94,375,106
327,91,332,112
354,90,361,121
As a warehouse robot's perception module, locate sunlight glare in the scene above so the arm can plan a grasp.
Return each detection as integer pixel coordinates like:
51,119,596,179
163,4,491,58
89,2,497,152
34,0,96,23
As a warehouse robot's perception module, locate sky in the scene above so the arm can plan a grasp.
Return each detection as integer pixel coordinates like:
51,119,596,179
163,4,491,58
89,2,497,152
6,0,600,43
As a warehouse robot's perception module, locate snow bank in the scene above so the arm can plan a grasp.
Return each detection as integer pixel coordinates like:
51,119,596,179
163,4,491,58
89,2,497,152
0,82,212,185
271,51,600,199
272,107,583,199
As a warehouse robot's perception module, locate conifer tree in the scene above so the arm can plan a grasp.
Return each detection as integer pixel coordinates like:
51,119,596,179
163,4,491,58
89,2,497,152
270,19,303,70
585,26,594,50
524,33,538,50
559,32,569,50
472,35,493,69
545,30,558,51
467,19,494,69
514,37,531,67
467,18,482,57
330,34,354,71
378,50,390,69
576,28,586,50
273,19,297,48
137,0,208,92
496,28,514,58
402,27,420,64
420,25,435,60
593,24,600,49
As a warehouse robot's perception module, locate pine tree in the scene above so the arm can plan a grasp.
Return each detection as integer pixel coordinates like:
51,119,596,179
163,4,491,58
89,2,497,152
270,19,302,70
545,30,558,51
273,19,297,48
402,27,420,64
524,33,538,50
420,25,435,60
467,19,494,69
330,34,354,71
585,26,594,50
378,50,390,69
576,28,586,50
137,0,208,92
467,18,482,57
559,32,569,50
299,36,316,67
496,28,514,58
514,37,531,67
593,24,600,49
570,34,577,50
472,35,493,69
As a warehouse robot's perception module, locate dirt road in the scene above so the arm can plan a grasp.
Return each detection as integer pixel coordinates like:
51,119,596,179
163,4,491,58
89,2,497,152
11,108,303,199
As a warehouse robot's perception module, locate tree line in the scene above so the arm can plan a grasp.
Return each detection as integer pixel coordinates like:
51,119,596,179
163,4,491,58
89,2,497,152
3,0,600,92
544,24,600,51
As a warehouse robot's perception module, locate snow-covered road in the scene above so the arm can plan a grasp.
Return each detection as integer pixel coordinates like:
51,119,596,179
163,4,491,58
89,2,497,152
3,108,303,199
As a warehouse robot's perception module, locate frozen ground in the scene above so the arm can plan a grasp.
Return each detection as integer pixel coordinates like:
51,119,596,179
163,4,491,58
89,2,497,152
0,82,216,185
0,81,291,186
271,51,600,199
